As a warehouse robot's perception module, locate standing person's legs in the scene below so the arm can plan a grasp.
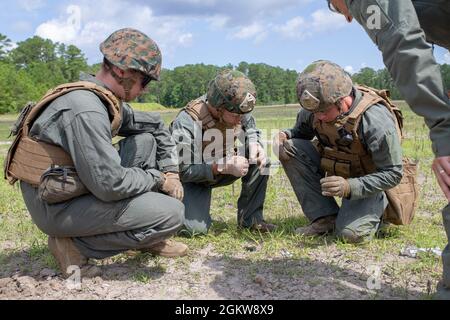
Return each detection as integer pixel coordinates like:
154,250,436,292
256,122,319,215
437,204,450,299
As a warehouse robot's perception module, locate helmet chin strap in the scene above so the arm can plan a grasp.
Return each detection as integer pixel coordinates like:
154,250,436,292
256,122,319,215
217,108,238,129
107,65,137,101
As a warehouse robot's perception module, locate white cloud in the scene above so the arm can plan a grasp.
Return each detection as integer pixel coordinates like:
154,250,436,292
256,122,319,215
133,0,311,26
178,33,194,47
36,5,82,43
274,17,308,39
231,23,268,44
206,15,230,30
34,0,195,62
18,0,45,11
274,9,348,40
444,52,450,64
310,9,347,32
344,65,355,74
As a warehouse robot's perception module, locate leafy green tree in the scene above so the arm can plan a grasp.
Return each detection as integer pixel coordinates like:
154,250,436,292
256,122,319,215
0,33,12,60
59,44,88,81
0,62,41,113
10,36,57,68
440,64,450,91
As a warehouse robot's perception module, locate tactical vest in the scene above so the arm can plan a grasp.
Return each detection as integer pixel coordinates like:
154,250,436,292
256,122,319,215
4,81,122,187
314,85,418,226
313,85,403,179
182,96,241,159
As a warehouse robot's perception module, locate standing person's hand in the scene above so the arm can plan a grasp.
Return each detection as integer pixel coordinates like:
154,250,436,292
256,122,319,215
432,157,450,201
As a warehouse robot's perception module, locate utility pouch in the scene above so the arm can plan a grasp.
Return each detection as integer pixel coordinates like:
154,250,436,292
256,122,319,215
383,158,419,225
38,166,89,204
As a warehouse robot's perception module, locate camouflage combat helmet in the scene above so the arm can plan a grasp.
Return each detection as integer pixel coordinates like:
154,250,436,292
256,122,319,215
207,70,257,114
100,28,162,81
296,60,353,112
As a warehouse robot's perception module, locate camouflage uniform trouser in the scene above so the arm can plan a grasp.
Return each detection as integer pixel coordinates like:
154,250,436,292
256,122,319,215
21,133,184,259
182,162,269,235
280,139,388,240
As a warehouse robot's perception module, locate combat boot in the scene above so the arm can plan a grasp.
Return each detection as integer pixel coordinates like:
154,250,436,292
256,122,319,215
249,221,278,233
141,239,188,257
48,236,101,278
295,215,336,236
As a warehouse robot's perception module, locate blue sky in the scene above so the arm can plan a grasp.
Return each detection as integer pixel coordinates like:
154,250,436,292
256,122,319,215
1,0,449,73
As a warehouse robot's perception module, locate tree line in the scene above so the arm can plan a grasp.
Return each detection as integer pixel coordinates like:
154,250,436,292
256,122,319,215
1,33,449,114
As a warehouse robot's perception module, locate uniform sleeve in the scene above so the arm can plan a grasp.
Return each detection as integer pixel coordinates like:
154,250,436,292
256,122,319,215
347,105,403,200
63,111,163,202
284,109,316,140
119,103,179,172
170,113,216,184
241,114,263,146
346,0,450,157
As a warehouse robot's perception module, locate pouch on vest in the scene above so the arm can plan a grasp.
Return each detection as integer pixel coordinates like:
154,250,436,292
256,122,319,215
4,81,121,189
356,86,419,225
38,166,89,204
383,158,419,225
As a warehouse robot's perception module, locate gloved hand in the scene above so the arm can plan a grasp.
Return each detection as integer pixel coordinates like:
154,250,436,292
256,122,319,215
320,176,351,198
272,132,291,161
249,143,268,169
161,172,184,201
217,156,249,177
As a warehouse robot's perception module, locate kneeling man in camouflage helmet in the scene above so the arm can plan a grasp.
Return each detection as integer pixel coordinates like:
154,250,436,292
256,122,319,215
170,70,276,235
274,60,403,243
5,28,187,277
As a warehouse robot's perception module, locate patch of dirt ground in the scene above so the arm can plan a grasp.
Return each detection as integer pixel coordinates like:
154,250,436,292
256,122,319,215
0,241,438,300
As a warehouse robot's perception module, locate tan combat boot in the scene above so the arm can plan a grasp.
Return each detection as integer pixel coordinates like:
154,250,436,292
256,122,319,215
249,221,278,233
48,236,101,278
295,215,336,237
141,239,188,257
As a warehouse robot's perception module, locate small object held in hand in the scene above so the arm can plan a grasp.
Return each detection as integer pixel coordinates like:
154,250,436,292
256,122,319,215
320,175,351,198
217,156,249,177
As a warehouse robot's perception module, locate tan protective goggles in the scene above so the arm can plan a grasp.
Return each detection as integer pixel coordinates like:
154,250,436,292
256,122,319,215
239,92,256,113
299,89,321,112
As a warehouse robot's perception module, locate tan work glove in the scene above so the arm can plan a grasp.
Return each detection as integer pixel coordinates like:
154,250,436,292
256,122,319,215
272,132,291,161
320,176,351,198
217,156,249,177
161,172,184,201
249,143,268,169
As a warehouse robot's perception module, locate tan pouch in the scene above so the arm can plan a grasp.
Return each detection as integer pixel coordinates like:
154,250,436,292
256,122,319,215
38,166,89,204
383,158,419,225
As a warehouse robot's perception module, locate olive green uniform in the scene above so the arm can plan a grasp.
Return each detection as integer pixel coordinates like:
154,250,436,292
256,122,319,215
345,0,450,294
282,88,403,239
170,98,269,234
20,73,184,259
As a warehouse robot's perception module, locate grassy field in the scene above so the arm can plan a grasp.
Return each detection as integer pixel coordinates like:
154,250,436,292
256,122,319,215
0,102,448,300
